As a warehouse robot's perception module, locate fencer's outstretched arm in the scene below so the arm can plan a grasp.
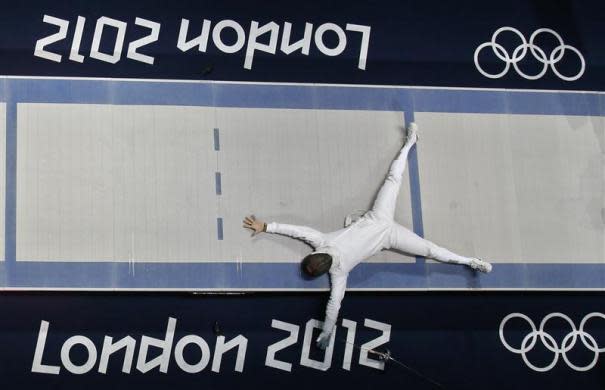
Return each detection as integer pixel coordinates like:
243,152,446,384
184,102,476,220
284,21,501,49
317,273,347,349
243,215,326,248
266,222,326,249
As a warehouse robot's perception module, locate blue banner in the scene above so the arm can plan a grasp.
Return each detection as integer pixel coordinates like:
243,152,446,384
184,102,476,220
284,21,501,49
0,0,601,90
0,292,604,389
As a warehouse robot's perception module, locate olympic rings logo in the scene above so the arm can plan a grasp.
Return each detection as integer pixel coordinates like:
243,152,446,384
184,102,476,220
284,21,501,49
474,27,585,81
499,312,605,372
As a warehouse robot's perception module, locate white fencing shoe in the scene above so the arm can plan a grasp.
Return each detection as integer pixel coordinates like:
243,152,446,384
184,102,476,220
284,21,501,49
469,258,492,273
406,122,419,144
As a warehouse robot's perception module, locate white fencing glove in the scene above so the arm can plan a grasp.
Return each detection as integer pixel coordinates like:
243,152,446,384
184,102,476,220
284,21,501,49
316,330,331,350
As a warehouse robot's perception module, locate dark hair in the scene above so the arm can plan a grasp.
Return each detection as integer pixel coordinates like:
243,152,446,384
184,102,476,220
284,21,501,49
301,253,333,277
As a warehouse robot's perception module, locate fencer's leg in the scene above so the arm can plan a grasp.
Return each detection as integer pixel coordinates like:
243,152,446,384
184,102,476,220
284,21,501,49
370,123,418,220
388,223,492,272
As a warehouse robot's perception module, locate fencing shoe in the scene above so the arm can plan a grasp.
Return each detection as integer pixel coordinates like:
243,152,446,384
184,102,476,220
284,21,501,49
469,258,492,273
407,122,419,144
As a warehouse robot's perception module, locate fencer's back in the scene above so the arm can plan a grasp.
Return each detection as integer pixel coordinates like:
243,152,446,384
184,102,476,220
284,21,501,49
322,212,392,272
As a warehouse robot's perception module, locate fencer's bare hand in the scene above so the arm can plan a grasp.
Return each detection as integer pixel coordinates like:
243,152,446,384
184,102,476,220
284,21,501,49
242,215,265,236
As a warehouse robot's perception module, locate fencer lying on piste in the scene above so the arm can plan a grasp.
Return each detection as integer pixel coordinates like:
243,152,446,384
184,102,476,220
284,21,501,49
243,122,492,349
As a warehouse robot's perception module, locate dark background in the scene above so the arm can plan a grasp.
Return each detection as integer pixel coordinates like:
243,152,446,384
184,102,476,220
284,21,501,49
1,0,602,90
0,292,603,389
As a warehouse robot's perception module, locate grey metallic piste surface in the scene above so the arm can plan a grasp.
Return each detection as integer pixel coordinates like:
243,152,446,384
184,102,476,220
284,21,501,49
418,112,604,264
16,104,413,263
14,104,604,267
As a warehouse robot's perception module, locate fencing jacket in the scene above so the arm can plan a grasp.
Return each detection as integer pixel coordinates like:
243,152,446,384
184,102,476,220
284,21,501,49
266,211,391,333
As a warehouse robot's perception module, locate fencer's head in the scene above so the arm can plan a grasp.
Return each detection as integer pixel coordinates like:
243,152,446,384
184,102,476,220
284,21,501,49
301,253,333,277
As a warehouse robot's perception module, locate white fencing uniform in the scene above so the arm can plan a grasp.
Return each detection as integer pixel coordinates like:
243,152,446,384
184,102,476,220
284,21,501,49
266,134,478,336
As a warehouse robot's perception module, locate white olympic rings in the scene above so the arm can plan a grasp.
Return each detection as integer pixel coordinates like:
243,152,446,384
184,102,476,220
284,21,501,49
474,27,585,81
499,312,605,372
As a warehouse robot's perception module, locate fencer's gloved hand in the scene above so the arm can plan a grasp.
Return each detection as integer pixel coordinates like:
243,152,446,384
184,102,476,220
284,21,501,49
316,330,331,350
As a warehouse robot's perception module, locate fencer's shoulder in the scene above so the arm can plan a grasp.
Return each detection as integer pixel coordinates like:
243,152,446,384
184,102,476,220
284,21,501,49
329,259,347,278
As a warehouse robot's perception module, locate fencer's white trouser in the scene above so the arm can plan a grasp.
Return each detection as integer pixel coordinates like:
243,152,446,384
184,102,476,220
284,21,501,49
371,139,474,265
